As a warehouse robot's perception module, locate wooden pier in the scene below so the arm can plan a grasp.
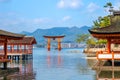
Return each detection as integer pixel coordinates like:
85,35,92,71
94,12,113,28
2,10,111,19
0,29,36,69
0,36,36,60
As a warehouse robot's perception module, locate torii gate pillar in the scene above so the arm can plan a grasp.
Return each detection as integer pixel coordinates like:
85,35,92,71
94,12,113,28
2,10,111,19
58,38,61,51
47,38,51,51
43,35,65,51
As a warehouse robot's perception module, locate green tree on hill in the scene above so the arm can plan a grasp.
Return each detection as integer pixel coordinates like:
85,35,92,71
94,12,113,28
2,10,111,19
93,16,111,28
91,2,113,45
76,2,113,47
93,2,113,28
104,2,113,15
76,34,89,43
76,34,97,47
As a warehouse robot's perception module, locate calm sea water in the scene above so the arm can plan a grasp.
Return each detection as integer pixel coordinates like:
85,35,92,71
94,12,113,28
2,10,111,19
0,48,96,80
33,48,96,80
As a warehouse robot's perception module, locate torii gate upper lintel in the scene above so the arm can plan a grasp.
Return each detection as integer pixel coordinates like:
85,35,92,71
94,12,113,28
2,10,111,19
43,35,65,51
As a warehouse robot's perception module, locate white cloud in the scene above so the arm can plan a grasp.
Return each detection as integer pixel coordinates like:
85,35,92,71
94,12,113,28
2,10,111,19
0,12,51,24
0,18,25,26
0,13,53,32
57,0,83,9
87,2,99,12
57,0,65,8
62,16,71,21
0,17,51,26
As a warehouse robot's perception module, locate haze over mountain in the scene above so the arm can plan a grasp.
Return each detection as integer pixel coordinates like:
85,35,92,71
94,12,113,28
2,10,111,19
21,26,91,44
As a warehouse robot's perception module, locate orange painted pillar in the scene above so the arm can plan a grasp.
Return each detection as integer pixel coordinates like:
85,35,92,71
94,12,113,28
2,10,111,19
17,45,19,52
12,45,14,53
20,45,22,53
4,38,7,59
107,39,111,53
58,38,61,51
3,38,7,69
24,45,26,53
10,45,12,52
24,45,26,50
30,45,33,53
47,38,51,51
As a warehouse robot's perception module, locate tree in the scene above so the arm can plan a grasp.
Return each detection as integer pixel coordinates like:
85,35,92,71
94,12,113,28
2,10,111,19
76,2,113,47
93,16,111,28
86,38,96,47
76,34,107,48
104,2,113,15
104,2,113,8
96,39,107,44
76,34,97,46
76,34,89,43
93,2,113,28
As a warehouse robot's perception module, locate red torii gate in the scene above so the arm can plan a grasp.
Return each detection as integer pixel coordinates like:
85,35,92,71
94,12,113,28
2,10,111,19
43,35,65,51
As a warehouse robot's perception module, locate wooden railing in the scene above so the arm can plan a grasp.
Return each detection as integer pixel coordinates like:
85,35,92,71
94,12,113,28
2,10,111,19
96,50,120,60
0,55,11,62
0,49,33,54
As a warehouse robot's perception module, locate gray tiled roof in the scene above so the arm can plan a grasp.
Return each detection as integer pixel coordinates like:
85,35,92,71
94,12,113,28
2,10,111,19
89,11,120,34
0,30,25,38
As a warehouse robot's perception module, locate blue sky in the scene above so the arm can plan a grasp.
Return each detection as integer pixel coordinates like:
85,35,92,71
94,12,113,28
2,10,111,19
0,0,119,33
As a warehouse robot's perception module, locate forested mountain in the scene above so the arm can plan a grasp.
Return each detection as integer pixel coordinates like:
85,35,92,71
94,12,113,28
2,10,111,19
21,26,91,44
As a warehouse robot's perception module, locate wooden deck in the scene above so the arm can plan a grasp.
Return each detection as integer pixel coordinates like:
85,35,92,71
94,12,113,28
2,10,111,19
0,49,32,54
93,60,120,71
0,55,10,63
97,66,120,71
7,73,35,80
0,59,10,63
0,50,33,60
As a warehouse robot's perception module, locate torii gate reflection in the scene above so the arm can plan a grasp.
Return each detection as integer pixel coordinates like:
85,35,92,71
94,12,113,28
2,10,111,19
43,35,65,51
47,51,62,67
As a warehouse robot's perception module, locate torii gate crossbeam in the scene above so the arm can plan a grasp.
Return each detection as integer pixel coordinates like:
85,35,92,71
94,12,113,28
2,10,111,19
43,35,65,51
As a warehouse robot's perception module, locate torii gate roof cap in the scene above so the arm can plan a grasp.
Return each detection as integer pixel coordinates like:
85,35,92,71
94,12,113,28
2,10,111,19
43,35,65,38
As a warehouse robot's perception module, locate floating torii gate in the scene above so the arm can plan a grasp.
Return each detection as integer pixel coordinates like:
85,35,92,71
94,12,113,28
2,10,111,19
43,35,65,51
